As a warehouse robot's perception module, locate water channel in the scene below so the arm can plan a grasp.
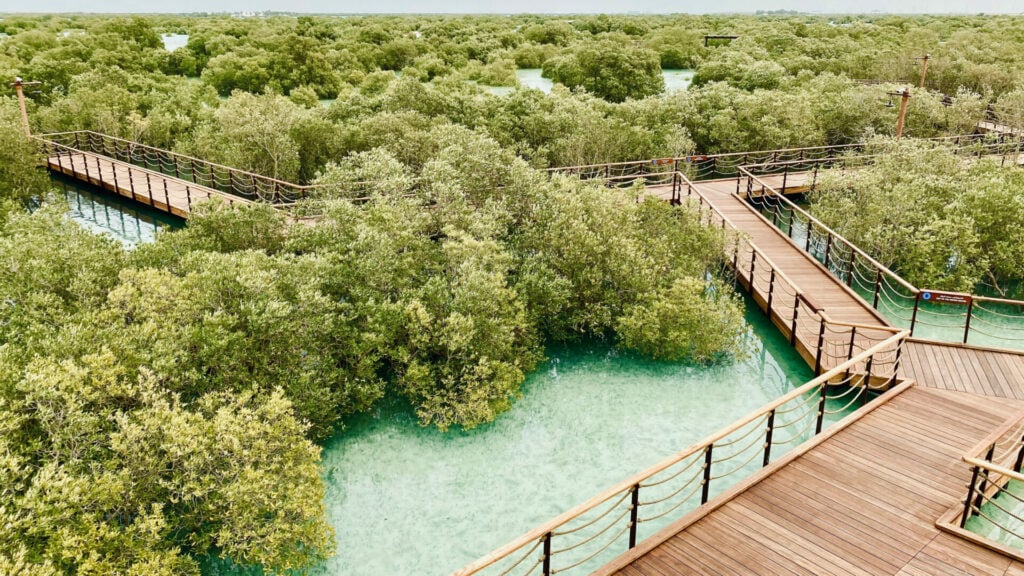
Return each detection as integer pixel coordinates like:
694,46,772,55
60,177,832,576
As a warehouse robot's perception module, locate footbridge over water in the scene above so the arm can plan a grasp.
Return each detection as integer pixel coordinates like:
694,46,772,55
32,126,1024,576
458,133,1024,576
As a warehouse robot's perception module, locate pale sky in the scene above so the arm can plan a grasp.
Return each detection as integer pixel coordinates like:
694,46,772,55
0,0,1022,14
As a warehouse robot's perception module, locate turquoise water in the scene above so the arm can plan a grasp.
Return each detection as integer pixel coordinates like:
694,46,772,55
497,69,693,96
662,69,695,92
162,33,189,51
966,479,1024,550
53,175,182,246
314,296,818,576
757,201,1024,351
515,68,554,93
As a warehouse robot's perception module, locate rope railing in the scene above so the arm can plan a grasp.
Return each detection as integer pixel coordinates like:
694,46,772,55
738,155,1024,352
949,406,1024,554
37,138,251,215
547,133,1013,184
39,130,329,205
451,330,908,576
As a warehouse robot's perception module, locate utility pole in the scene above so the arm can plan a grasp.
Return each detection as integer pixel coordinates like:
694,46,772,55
9,77,40,136
913,54,930,89
887,88,912,139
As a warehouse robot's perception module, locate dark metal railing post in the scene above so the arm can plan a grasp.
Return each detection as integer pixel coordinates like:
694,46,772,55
962,465,981,528
163,180,171,212
186,186,192,211
963,299,975,344
781,164,789,193
95,157,103,186
790,294,800,346
813,316,826,375
701,445,713,504
974,445,996,512
846,250,855,287
910,295,921,337
815,378,829,434
145,173,153,206
787,209,795,239
805,222,813,252
763,410,775,467
766,269,776,316
749,251,757,289
872,269,883,308
628,484,640,549
542,532,552,576
1013,434,1024,472
823,234,833,269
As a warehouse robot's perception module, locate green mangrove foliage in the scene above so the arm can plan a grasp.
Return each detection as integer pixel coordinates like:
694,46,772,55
0,117,745,574
2,11,1024,575
810,139,1024,293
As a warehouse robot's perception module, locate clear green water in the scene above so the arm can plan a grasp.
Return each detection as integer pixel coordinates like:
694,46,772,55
662,69,695,92
965,479,1024,549
313,295,817,576
52,180,825,575
53,175,183,246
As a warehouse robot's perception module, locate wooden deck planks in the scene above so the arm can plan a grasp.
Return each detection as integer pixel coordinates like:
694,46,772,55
901,341,1024,399
608,387,1024,576
48,151,251,218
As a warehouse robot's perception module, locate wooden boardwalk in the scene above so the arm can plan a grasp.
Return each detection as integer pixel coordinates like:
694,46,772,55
647,177,897,372
592,175,1024,575
600,386,1024,576
48,151,252,218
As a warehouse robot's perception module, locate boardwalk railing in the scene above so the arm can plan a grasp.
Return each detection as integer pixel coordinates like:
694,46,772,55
39,130,319,205
39,137,252,215
937,407,1024,561
547,133,1010,185
738,159,1024,352
452,330,908,576
675,171,902,374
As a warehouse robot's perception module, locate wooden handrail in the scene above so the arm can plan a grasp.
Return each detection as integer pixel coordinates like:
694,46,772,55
453,329,908,576
40,130,324,192
739,166,920,295
964,406,1024,460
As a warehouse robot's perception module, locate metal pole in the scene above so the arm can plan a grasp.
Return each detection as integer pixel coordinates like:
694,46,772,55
962,465,981,528
766,269,776,317
763,410,775,467
628,484,640,549
910,295,921,337
701,446,713,504
542,533,552,576
963,299,974,344
813,317,826,375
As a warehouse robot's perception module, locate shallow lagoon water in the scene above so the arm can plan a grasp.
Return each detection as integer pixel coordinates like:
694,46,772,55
57,179,823,576
315,296,816,576
54,175,181,246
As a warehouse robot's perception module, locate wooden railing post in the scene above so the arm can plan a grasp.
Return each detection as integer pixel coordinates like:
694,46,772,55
628,484,640,549
763,409,775,467
701,445,713,504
